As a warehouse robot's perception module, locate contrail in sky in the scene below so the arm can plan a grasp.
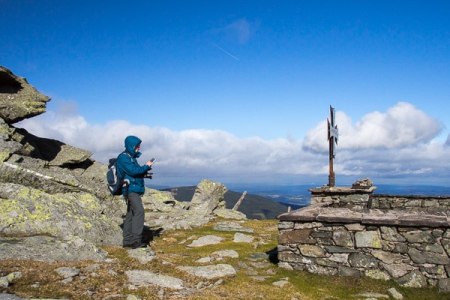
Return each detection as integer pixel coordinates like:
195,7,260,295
212,43,240,61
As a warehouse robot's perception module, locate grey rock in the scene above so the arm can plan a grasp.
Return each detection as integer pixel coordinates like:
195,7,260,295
338,266,361,277
178,264,236,279
248,252,270,261
272,279,289,288
324,245,358,253
0,277,9,288
213,208,247,220
127,247,156,264
355,292,389,299
48,144,92,166
187,235,224,247
278,221,294,230
211,250,239,259
0,66,50,123
365,269,390,281
298,245,326,258
278,229,314,244
387,287,403,300
0,183,122,246
233,232,254,243
344,223,365,231
371,250,406,264
381,263,414,278
125,270,184,290
332,229,354,247
328,253,349,264
0,236,107,262
396,270,428,288
355,231,382,249
380,226,406,242
438,278,450,293
402,230,435,243
408,248,450,264
189,179,226,214
348,253,378,268
55,267,80,279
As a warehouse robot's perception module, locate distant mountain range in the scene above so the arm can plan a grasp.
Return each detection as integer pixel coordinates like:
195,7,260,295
158,183,450,220
161,186,302,220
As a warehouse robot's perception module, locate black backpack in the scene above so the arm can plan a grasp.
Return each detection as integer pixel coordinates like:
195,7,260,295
106,153,129,196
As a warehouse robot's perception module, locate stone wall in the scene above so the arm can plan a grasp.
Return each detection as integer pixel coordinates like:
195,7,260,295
277,186,450,292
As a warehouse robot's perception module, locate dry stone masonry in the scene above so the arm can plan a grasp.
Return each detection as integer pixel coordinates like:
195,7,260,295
277,181,450,293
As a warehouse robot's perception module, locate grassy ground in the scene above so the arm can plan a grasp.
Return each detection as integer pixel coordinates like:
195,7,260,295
0,219,447,299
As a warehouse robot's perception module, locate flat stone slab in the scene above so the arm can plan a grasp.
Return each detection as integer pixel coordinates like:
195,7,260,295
187,235,224,247
178,264,236,279
127,247,156,264
316,208,362,223
278,206,450,228
125,270,184,290
310,186,376,195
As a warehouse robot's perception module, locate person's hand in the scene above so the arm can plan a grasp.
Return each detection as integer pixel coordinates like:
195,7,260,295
146,161,153,167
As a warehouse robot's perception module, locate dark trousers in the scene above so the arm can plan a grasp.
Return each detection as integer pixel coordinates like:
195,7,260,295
123,192,144,244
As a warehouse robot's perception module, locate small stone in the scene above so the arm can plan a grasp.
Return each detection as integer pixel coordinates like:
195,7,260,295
212,249,239,259
233,233,254,243
355,292,389,299
188,235,224,247
55,267,80,279
178,264,236,279
397,270,427,288
126,270,184,290
196,257,212,264
355,231,382,249
0,277,9,288
272,280,289,288
387,287,403,300
438,278,450,293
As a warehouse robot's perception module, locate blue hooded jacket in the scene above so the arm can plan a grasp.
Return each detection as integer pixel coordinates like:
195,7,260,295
116,135,151,195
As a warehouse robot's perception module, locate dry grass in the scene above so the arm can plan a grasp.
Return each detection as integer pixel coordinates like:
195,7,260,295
0,219,447,299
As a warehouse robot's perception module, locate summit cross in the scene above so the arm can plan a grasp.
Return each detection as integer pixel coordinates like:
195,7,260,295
327,106,339,187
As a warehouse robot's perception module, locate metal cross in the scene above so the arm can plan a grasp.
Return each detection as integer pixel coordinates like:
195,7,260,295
327,106,339,187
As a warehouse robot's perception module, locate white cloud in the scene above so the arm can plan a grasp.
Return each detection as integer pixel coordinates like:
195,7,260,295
302,102,450,181
16,101,450,186
303,102,443,152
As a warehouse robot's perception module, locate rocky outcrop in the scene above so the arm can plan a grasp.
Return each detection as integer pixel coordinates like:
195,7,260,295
0,66,50,124
143,179,246,231
0,67,125,261
0,66,245,261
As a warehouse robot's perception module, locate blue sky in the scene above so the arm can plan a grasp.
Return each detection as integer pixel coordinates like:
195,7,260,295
2,1,450,187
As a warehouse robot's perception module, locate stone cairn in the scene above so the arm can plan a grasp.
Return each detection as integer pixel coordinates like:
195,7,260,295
277,179,450,293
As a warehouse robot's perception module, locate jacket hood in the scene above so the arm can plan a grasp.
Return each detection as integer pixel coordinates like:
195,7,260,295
124,135,142,157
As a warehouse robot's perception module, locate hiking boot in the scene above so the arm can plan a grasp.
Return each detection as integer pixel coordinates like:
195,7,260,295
131,241,147,249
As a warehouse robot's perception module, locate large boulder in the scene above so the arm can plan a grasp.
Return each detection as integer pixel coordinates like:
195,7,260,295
0,183,121,245
143,179,246,231
189,179,227,214
0,66,50,124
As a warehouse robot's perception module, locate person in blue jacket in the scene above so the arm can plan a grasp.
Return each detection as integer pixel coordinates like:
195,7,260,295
116,135,153,249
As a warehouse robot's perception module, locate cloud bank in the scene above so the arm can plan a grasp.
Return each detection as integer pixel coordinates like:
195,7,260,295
17,102,450,186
